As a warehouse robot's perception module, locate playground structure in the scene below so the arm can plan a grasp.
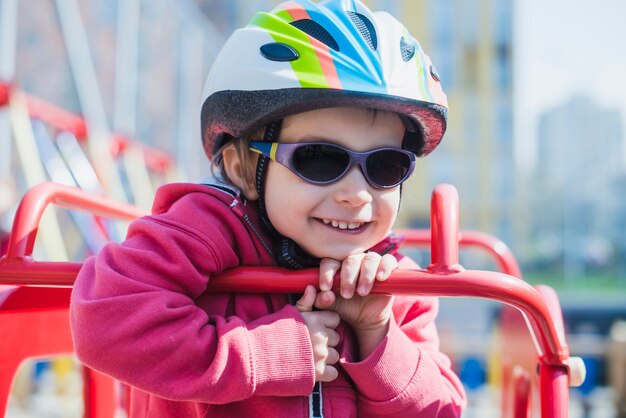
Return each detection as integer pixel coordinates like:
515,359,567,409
0,179,586,418
0,74,591,418
4,1,625,416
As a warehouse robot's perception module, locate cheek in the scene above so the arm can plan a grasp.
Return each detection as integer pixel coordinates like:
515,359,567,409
263,164,311,230
379,188,401,216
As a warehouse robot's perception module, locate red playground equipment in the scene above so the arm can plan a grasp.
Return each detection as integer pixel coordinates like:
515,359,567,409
0,181,585,418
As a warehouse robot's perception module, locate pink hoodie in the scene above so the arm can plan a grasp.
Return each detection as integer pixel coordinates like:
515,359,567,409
70,183,465,417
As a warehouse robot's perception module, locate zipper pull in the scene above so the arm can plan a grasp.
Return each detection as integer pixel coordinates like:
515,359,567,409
230,198,245,217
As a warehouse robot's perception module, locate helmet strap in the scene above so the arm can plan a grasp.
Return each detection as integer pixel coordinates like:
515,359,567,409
254,121,320,269
255,121,281,235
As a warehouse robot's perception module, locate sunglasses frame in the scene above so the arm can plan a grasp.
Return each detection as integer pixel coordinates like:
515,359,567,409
249,141,416,189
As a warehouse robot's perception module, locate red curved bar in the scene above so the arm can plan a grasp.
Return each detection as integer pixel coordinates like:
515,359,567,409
0,261,570,365
4,182,147,260
208,267,569,365
535,285,567,353
0,181,573,416
398,229,523,278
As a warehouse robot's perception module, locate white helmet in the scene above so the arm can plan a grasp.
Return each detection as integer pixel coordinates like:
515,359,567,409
200,0,448,158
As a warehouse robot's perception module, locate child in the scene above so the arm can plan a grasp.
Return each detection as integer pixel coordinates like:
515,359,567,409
70,1,466,417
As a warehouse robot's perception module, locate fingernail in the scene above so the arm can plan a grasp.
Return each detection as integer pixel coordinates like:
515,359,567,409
341,289,351,299
358,285,367,295
320,282,330,291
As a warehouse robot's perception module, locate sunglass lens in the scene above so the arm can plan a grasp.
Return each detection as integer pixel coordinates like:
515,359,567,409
366,150,411,187
293,144,349,182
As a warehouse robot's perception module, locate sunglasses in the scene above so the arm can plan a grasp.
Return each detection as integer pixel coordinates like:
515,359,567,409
249,141,416,189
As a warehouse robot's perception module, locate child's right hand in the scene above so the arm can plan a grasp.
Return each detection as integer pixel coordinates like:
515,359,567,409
295,285,341,383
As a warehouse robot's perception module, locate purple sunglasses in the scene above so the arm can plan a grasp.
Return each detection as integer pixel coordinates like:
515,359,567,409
249,141,416,189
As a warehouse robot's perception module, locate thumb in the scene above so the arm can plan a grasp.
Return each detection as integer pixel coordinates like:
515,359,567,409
295,285,317,312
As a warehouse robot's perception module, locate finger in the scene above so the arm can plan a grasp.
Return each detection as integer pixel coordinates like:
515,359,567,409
340,254,365,299
318,310,341,328
356,252,381,296
326,347,340,365
295,285,317,312
314,290,336,310
326,329,341,347
319,258,341,291
319,365,338,382
376,254,399,281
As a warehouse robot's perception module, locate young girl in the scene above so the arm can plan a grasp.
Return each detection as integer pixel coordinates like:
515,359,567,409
70,1,466,417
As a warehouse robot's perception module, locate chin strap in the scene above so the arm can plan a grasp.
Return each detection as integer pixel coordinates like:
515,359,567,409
254,121,320,269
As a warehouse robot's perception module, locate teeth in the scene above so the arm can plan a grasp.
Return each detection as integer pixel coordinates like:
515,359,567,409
322,219,363,230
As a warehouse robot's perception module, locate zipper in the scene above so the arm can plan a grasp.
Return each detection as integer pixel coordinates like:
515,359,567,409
309,382,323,417
231,197,323,417
230,199,274,258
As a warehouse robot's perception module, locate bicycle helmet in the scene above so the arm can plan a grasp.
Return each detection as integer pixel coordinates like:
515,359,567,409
200,0,447,159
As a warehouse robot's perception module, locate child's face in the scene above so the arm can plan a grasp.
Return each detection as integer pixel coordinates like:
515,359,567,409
264,107,405,260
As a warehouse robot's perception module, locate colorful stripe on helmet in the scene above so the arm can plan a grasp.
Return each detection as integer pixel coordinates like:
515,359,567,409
250,0,443,105
254,1,387,93
253,5,341,89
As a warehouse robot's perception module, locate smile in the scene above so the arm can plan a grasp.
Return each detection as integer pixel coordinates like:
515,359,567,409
320,218,365,230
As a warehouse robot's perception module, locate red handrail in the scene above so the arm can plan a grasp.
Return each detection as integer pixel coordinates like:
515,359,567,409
0,183,569,363
4,182,147,261
398,229,523,278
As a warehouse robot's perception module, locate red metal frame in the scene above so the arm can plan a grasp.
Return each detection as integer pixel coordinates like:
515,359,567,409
0,182,574,417
0,81,172,173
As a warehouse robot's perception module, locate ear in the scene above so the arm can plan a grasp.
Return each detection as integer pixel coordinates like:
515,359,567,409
222,145,260,201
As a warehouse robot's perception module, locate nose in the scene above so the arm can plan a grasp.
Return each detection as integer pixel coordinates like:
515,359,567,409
332,165,373,207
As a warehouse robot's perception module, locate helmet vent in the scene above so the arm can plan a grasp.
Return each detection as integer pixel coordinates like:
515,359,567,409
290,19,340,51
347,11,377,51
400,37,415,61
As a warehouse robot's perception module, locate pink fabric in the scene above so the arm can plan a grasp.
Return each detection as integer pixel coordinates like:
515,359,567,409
70,183,465,417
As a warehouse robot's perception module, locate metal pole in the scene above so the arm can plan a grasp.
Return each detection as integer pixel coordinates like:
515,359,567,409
55,0,128,204
0,0,18,179
114,0,140,135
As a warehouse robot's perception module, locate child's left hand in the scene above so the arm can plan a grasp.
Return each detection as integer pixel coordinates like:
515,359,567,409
314,253,397,333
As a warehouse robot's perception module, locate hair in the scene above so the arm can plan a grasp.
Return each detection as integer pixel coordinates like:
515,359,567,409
211,127,265,189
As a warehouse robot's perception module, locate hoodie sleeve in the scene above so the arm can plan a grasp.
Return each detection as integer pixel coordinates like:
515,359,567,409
70,194,315,403
340,256,466,417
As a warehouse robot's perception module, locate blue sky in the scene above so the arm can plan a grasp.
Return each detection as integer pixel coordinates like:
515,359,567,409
513,0,626,171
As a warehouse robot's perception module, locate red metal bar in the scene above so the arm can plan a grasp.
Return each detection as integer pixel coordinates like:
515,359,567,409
0,262,569,366
0,81,172,172
0,182,573,417
83,368,118,418
398,229,523,278
539,364,569,418
0,183,569,364
3,182,147,261
512,366,531,418
0,286,73,415
428,184,463,273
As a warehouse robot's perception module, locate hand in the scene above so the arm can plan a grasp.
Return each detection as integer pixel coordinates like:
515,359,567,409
315,253,398,359
316,253,397,329
319,252,397,299
295,285,341,383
